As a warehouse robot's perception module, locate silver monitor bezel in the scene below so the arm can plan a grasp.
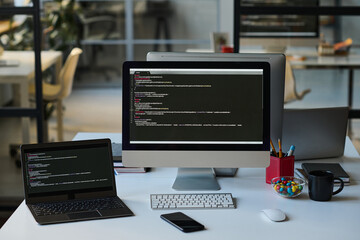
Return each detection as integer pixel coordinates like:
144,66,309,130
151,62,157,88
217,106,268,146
122,61,270,168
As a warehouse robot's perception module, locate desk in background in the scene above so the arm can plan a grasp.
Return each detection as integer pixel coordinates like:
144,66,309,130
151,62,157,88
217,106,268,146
0,133,359,240
240,46,360,125
239,47,360,108
0,51,62,143
286,50,360,133
288,51,360,109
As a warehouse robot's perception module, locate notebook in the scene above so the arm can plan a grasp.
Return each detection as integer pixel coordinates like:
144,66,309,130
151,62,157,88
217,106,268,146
20,138,134,225
282,107,349,160
302,163,350,183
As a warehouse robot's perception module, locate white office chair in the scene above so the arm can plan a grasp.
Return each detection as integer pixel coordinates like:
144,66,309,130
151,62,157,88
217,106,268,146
284,59,311,104
29,48,83,141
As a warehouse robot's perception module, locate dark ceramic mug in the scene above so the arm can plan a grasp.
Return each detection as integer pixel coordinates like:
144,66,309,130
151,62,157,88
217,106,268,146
308,170,344,201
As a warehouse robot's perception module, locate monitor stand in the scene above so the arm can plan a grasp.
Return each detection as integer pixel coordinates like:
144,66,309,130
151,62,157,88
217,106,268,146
213,168,238,177
172,168,220,191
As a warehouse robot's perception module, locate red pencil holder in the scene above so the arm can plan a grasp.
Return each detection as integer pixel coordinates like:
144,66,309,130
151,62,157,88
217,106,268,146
266,155,295,184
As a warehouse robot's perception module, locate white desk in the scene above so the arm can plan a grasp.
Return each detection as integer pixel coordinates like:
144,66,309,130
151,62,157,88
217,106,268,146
0,51,62,143
1,135,360,240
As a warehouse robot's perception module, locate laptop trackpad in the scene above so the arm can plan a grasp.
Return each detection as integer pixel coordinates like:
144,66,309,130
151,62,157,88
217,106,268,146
67,211,101,220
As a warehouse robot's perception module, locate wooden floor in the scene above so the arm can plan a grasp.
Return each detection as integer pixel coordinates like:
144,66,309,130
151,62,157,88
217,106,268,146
1,66,360,227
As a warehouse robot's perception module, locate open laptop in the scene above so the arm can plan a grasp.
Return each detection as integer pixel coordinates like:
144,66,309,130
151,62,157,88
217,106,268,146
20,139,134,225
282,107,349,160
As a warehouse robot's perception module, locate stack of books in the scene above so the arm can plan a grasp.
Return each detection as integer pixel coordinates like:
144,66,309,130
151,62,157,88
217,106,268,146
295,163,350,185
112,142,149,173
114,162,149,173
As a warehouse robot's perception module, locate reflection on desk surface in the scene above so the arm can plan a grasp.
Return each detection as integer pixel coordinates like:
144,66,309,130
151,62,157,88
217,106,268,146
0,59,19,67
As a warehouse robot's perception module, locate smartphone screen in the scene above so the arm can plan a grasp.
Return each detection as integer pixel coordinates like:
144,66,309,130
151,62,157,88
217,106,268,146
160,212,205,233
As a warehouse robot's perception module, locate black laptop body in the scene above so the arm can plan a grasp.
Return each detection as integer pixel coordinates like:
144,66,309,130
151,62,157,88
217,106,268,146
20,139,133,225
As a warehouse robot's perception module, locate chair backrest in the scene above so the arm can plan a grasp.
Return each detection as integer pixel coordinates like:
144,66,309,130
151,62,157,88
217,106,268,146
59,48,82,99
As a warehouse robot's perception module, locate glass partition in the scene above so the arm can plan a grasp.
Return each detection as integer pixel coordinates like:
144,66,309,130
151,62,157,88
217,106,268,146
133,0,218,40
0,14,37,109
64,0,220,84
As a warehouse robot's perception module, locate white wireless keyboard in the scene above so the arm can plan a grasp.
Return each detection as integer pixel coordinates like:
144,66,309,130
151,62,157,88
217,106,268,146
150,193,235,209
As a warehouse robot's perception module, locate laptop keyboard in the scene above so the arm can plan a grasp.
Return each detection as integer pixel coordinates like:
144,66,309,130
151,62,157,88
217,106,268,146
32,197,124,216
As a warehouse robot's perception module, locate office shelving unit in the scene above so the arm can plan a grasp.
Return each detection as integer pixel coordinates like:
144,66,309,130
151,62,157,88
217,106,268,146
233,2,360,53
0,0,45,143
233,1,360,120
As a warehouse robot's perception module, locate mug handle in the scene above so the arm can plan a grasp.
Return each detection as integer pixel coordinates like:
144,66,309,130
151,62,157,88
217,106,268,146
333,177,344,195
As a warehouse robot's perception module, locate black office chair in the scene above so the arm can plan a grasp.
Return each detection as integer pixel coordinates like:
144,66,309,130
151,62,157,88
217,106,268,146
76,8,121,81
144,0,173,51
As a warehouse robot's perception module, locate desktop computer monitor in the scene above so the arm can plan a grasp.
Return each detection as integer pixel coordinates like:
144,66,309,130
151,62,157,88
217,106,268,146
146,52,285,143
122,61,270,190
237,0,319,52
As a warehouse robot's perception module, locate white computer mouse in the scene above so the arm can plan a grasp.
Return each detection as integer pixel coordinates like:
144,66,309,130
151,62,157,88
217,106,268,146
261,208,286,222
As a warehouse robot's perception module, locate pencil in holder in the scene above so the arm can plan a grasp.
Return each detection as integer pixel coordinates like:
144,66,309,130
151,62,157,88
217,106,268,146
266,155,295,184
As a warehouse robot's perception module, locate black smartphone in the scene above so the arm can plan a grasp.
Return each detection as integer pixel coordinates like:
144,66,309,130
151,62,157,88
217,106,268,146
160,212,205,233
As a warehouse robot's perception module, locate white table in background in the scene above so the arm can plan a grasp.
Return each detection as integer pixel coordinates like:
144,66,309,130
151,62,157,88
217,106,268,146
0,51,62,143
1,134,360,240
